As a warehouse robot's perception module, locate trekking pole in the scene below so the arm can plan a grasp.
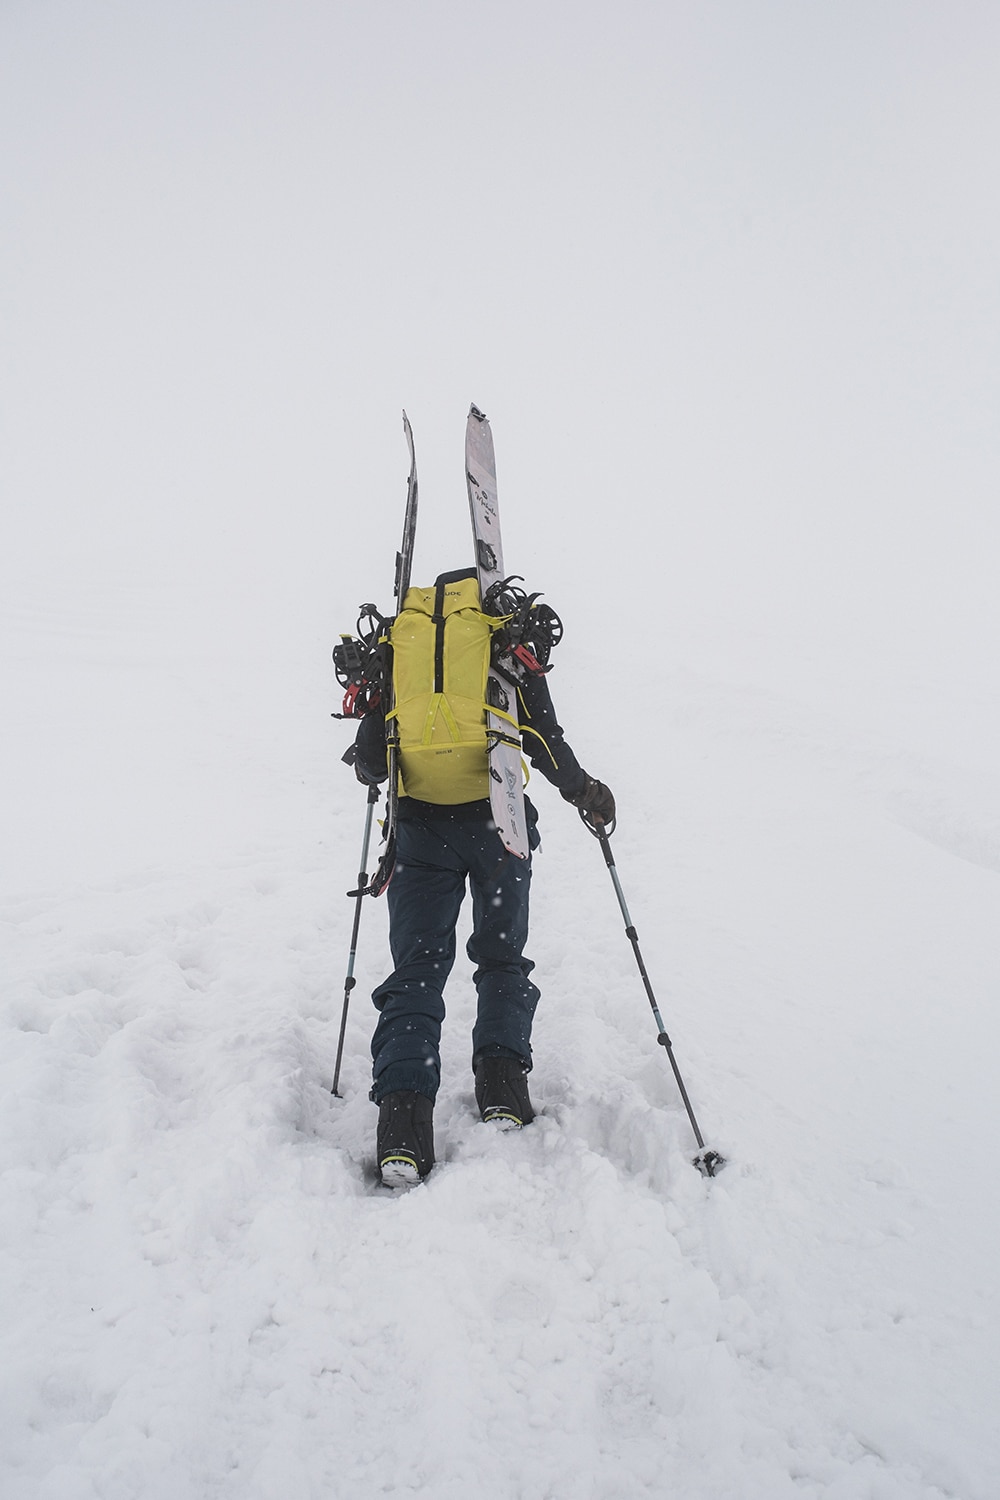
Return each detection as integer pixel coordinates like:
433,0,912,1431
582,812,725,1177
331,784,380,1096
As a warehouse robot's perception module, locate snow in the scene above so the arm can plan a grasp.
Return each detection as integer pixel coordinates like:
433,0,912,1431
2,572,996,1499
3,3,1000,1496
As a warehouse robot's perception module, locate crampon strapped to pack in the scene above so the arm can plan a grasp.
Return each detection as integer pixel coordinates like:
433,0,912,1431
332,604,389,720
482,576,564,681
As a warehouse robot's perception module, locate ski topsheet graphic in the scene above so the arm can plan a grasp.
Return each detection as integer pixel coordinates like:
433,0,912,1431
369,410,419,897
466,405,531,861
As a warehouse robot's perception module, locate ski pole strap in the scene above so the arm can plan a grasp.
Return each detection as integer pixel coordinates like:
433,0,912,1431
579,806,618,839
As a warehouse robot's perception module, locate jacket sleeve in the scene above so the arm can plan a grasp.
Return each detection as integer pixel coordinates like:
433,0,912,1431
516,672,587,797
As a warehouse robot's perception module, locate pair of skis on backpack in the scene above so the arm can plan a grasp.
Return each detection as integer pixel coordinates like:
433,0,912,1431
333,409,728,1179
340,405,540,896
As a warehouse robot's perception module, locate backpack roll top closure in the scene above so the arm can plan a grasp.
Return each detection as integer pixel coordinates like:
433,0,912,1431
389,576,498,804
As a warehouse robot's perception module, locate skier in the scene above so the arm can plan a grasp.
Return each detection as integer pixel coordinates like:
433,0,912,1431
350,566,615,1188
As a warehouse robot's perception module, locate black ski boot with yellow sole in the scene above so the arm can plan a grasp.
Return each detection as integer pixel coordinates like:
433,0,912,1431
474,1055,535,1131
376,1090,434,1187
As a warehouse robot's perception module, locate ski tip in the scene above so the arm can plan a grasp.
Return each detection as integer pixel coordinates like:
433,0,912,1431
469,404,487,423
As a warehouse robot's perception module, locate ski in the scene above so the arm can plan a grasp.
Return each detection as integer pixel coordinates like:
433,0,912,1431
395,411,419,605
369,410,419,896
465,405,531,860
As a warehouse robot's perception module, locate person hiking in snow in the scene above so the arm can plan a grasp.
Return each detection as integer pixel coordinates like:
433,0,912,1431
348,566,614,1188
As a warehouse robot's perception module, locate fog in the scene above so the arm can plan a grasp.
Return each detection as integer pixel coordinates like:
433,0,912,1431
4,0,999,867
6,4,997,617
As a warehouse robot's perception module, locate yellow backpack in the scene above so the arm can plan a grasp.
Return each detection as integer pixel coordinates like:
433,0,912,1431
388,575,499,804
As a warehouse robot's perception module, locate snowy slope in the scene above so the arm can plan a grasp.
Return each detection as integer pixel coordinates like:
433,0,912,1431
4,2,1000,1494
2,578,997,1500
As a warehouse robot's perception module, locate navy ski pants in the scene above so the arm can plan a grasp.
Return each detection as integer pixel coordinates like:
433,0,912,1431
370,806,540,1103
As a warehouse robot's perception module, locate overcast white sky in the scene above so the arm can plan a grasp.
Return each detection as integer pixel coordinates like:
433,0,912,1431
3,0,998,698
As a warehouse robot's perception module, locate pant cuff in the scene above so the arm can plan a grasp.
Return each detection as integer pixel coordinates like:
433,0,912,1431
371,1062,439,1104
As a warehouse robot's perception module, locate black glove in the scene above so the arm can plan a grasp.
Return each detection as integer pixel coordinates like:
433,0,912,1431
562,772,616,829
342,742,384,787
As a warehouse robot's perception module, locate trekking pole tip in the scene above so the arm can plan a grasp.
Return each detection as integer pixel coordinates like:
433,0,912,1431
693,1148,726,1178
